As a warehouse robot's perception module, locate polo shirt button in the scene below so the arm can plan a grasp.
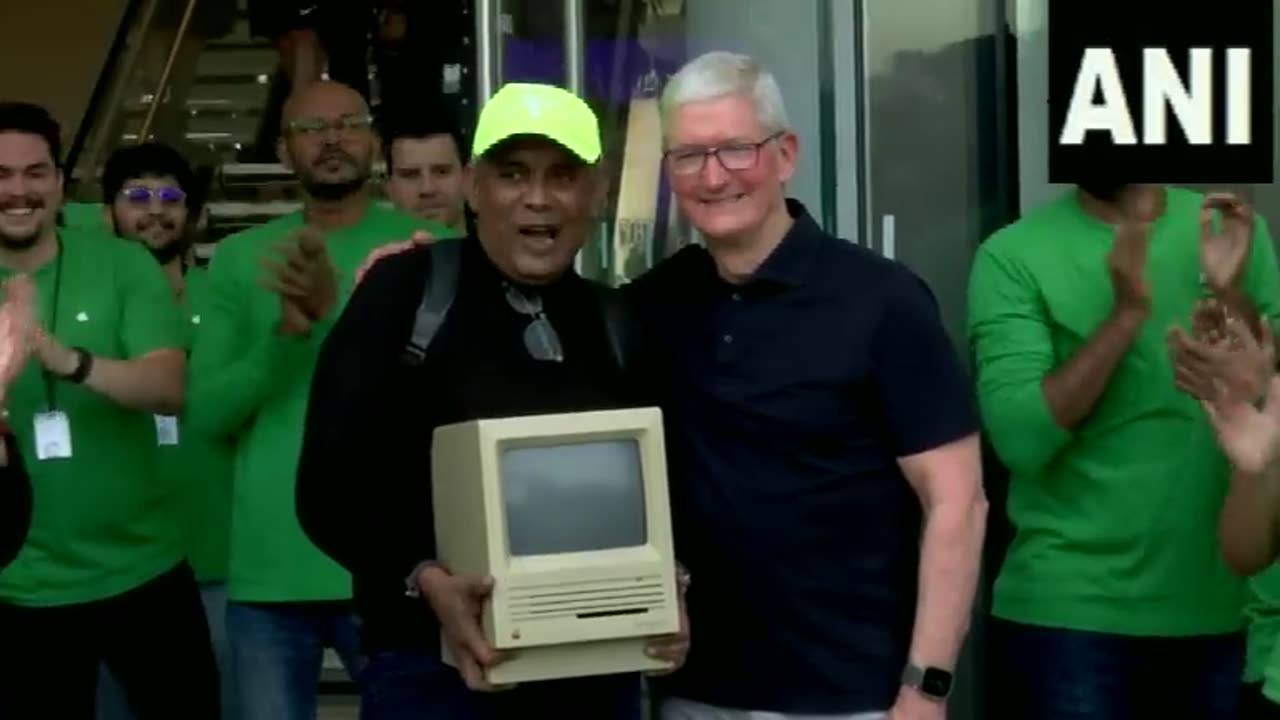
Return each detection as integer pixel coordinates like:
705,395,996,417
723,334,733,343
731,293,741,301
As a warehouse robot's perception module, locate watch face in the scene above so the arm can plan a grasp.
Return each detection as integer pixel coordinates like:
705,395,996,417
921,668,953,698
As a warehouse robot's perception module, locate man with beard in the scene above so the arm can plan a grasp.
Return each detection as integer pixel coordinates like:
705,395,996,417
0,102,217,717
187,80,454,720
968,182,1280,718
96,142,235,719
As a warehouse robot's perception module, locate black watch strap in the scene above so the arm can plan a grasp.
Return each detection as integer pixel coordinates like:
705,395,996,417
902,662,953,700
64,347,92,384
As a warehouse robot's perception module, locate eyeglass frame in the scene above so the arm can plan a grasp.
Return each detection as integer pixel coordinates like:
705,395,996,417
284,114,376,138
662,131,786,177
118,185,187,206
503,284,565,363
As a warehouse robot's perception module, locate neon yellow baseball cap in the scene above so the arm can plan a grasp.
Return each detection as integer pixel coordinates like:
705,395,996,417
471,83,602,163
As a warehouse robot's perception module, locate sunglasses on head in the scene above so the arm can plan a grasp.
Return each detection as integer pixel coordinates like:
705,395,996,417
120,186,186,205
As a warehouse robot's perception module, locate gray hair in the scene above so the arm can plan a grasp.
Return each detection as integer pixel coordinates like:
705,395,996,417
659,51,789,142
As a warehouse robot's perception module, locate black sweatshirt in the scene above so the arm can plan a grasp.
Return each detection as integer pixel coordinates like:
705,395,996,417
0,435,33,570
296,237,638,653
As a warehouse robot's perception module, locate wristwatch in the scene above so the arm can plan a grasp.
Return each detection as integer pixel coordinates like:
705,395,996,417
61,347,93,384
902,662,953,701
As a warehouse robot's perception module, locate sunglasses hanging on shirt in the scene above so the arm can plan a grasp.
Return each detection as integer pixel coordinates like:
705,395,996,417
503,284,564,363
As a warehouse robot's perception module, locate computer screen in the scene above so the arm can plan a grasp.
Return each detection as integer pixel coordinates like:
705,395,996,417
500,438,648,557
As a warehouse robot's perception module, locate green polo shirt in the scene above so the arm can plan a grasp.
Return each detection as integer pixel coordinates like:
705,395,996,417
0,228,188,606
160,266,234,583
968,186,1280,636
188,203,452,602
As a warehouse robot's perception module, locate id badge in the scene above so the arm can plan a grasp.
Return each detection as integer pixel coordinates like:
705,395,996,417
154,415,179,446
34,411,73,460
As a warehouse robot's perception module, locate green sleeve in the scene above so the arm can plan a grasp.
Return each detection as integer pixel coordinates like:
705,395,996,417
187,240,309,438
117,241,186,356
1243,214,1280,326
967,242,1072,476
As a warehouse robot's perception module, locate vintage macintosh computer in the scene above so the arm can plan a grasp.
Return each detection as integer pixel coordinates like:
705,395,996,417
431,407,681,685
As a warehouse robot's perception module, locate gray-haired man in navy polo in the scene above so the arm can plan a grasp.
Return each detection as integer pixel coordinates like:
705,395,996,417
625,51,987,720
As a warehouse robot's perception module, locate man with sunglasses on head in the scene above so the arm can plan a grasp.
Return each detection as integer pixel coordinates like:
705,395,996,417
0,102,218,718
96,141,236,720
295,82,689,719
186,80,454,720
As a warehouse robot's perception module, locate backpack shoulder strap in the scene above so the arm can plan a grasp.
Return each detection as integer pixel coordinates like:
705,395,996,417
401,238,463,366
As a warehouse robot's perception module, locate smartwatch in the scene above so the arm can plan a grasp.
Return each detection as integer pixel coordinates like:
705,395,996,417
902,662,953,701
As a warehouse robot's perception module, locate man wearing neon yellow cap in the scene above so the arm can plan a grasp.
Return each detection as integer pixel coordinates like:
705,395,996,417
296,82,690,718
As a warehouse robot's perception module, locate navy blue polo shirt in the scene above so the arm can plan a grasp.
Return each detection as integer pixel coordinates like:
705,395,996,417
626,200,977,714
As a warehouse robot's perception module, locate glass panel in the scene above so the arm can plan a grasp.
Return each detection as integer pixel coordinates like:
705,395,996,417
862,2,1018,719
863,0,1017,346
577,0,840,285
498,0,567,87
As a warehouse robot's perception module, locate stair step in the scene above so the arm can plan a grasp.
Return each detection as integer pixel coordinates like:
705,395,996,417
207,200,302,218
196,46,279,81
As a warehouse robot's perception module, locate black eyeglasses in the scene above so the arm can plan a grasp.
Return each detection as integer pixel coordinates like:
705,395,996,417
663,131,785,176
285,114,375,137
504,284,564,362
120,186,186,205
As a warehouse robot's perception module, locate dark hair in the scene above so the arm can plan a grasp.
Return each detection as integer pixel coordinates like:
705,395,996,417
377,104,468,172
101,142,196,208
0,102,63,169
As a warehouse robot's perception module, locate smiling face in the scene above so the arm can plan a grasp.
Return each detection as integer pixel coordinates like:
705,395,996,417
0,130,61,250
467,135,601,285
664,93,796,244
109,175,189,258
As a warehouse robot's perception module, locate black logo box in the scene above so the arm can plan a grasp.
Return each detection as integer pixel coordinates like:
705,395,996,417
1048,2,1274,184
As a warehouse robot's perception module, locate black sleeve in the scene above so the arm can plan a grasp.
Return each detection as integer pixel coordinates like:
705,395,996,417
296,246,436,585
0,435,32,569
869,269,980,456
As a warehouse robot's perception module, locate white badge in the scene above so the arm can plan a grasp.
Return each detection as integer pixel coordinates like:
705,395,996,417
154,415,179,446
33,411,73,460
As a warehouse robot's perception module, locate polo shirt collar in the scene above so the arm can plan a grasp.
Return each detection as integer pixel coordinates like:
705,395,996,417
697,198,820,289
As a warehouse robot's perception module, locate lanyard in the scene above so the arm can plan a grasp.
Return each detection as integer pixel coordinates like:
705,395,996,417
41,238,65,411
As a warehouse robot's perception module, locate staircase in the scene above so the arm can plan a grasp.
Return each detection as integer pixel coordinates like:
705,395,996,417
102,0,367,249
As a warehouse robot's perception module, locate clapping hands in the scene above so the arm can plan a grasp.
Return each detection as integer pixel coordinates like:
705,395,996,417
0,276,34,404
260,226,339,335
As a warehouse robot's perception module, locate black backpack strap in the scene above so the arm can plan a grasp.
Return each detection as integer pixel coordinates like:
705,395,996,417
593,284,630,372
401,238,463,366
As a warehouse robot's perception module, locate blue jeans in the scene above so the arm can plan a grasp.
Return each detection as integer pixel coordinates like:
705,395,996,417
97,582,233,719
991,618,1244,720
359,649,643,720
227,601,363,720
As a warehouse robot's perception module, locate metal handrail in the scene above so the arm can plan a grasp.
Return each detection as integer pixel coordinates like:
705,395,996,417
67,0,162,182
138,0,200,143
